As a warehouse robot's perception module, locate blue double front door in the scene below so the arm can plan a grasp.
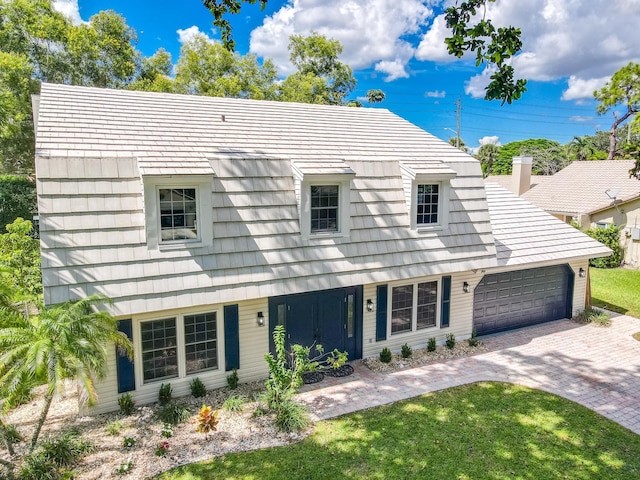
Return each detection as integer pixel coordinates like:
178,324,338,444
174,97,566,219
268,286,363,361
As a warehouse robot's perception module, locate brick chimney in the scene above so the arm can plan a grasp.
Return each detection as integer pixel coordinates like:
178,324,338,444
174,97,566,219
512,156,532,195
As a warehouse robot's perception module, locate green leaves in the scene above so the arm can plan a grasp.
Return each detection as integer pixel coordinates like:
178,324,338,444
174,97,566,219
202,0,268,51
444,0,526,104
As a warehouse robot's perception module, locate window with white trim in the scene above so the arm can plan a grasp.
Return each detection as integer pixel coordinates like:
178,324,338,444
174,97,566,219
416,184,439,225
184,312,218,374
390,280,439,335
140,312,219,384
159,187,198,242
310,185,339,233
141,318,178,382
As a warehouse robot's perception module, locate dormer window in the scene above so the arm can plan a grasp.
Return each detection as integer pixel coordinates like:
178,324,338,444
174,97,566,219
311,185,339,233
400,161,456,231
416,184,439,225
159,187,198,242
291,160,355,239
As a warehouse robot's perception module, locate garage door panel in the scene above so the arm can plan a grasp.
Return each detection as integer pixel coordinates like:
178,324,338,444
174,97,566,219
473,265,573,335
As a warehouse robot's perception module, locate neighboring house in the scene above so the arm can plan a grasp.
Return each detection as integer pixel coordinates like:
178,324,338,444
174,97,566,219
489,158,640,268
33,84,610,414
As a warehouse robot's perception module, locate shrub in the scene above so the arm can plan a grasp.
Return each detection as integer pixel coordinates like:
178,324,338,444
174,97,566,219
4,378,35,410
105,420,124,436
574,307,611,327
160,423,173,438
379,347,392,363
401,343,412,359
445,333,456,349
17,452,57,480
427,337,437,352
223,394,246,412
274,399,309,432
195,405,220,436
227,369,239,389
467,329,479,347
190,377,207,398
158,383,172,405
585,225,623,268
39,429,95,467
123,437,136,448
157,403,191,425
0,423,21,446
118,393,135,415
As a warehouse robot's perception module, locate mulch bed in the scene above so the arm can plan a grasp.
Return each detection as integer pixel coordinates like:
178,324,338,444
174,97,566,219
323,364,354,377
302,371,325,384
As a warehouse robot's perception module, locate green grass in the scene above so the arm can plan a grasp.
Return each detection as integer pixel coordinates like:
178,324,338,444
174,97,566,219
157,382,640,480
591,267,640,318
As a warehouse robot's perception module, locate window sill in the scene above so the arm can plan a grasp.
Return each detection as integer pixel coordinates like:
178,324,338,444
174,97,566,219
390,325,439,337
158,240,204,251
416,224,445,234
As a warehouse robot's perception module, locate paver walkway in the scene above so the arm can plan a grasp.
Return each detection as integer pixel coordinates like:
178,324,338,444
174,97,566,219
297,313,640,434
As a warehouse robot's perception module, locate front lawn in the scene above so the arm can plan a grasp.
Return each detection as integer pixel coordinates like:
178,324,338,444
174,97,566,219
591,267,640,318
159,382,640,479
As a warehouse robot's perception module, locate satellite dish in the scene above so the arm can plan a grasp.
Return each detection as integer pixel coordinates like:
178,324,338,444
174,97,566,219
605,188,620,200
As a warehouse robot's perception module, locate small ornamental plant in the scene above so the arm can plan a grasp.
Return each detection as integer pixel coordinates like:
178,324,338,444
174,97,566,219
118,393,136,415
160,423,173,438
401,343,413,359
467,329,479,347
445,333,456,350
158,383,172,405
196,404,220,439
427,337,437,352
379,347,392,363
155,441,170,457
190,377,207,398
123,437,136,448
227,369,239,389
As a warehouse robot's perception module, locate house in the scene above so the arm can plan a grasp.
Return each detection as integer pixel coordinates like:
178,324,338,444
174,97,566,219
33,84,610,414
490,158,640,268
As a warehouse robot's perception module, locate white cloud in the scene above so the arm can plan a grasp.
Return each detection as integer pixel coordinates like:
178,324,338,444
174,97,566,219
177,26,215,45
561,75,610,101
464,67,495,99
479,135,501,146
375,59,410,81
569,115,595,123
425,90,446,98
417,0,640,100
249,0,434,79
52,0,83,25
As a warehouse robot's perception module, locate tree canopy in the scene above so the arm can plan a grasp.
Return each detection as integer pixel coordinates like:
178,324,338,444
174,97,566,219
490,139,567,176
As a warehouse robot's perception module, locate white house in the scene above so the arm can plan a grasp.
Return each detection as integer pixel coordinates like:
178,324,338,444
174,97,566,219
33,84,610,413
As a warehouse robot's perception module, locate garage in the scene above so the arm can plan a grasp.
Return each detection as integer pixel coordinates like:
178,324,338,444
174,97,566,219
473,265,574,336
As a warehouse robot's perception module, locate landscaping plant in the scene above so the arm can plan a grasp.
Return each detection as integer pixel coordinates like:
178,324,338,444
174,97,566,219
379,347,392,363
223,394,246,412
445,333,456,349
227,369,239,389
427,337,437,352
118,393,135,415
401,343,412,359
190,377,207,398
157,403,191,425
158,383,173,405
195,404,219,438
467,329,479,347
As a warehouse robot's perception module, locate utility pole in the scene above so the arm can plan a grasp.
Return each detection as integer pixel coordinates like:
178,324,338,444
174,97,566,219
455,96,461,149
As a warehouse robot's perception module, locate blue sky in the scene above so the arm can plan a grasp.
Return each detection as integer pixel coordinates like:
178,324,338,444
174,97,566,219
57,0,640,150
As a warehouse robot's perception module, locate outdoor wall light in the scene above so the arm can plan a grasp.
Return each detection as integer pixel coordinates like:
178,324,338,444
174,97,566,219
578,268,586,278
366,299,374,312
463,282,470,293
257,311,265,327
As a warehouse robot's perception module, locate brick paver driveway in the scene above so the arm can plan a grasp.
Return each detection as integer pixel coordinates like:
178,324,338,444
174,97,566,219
297,314,640,434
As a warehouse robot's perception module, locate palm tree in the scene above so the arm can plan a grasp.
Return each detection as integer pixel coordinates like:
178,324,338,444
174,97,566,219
567,135,597,161
0,294,132,452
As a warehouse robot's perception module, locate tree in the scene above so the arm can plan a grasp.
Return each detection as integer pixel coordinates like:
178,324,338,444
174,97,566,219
366,89,386,104
442,0,525,104
202,0,267,51
128,48,175,93
476,143,501,177
286,32,357,105
0,218,40,301
0,175,36,234
594,62,640,161
567,136,598,161
492,139,568,176
174,34,278,100
0,295,132,453
66,10,138,89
